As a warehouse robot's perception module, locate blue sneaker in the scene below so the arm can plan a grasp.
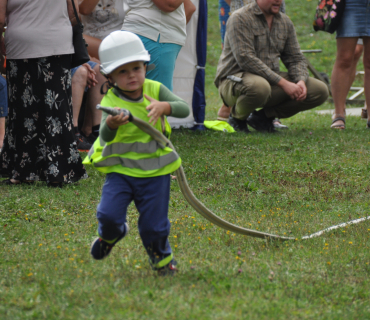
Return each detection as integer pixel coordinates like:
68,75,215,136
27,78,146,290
90,223,129,260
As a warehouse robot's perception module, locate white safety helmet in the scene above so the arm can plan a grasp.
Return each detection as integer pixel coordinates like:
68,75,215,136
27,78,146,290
99,31,151,75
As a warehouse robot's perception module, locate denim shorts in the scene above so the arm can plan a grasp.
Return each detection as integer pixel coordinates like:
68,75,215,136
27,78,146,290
336,0,370,38
0,76,8,117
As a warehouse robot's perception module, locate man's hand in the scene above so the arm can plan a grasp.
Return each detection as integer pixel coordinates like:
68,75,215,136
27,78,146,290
145,94,171,125
296,80,307,101
82,63,98,88
278,78,303,100
106,107,130,130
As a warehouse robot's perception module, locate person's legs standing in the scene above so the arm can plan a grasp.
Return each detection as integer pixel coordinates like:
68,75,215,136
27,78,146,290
133,174,173,269
91,173,132,260
349,42,364,89
362,37,370,127
96,173,132,241
217,0,231,121
0,117,5,151
0,76,7,151
348,41,365,118
71,65,93,151
331,37,359,128
72,66,88,130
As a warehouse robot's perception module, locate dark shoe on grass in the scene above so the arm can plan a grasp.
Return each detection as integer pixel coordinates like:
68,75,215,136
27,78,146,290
90,223,129,260
75,133,92,152
81,132,98,145
247,111,276,133
227,115,250,133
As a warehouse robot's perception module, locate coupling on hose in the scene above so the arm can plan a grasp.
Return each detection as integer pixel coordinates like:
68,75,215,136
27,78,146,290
96,104,133,122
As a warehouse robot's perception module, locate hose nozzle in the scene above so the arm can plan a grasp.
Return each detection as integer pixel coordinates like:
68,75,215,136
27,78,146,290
96,104,132,121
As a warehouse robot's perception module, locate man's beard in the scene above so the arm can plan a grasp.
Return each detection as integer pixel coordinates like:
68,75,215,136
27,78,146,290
268,5,280,15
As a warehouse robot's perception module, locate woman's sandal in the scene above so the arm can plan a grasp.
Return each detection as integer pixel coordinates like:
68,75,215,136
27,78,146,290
331,116,345,129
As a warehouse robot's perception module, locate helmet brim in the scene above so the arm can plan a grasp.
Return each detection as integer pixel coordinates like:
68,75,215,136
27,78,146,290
101,53,151,75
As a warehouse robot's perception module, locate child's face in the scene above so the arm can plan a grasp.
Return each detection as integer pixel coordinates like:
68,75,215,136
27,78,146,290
109,61,146,96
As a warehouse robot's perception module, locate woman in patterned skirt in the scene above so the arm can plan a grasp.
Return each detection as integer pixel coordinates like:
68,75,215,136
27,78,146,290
0,0,87,186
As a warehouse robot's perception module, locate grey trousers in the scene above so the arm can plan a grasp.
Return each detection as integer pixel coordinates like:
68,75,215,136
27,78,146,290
218,71,329,120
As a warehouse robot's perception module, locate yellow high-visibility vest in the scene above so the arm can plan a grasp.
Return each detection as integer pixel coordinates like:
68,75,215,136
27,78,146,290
83,79,181,178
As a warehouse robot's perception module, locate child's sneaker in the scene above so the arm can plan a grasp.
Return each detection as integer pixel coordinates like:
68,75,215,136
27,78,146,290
90,223,129,260
157,260,178,276
75,133,92,152
81,132,98,145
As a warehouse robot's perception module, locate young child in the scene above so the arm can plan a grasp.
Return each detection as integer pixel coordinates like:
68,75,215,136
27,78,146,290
83,31,189,275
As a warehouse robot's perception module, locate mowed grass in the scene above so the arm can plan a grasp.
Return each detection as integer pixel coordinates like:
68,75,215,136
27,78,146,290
1,1,370,319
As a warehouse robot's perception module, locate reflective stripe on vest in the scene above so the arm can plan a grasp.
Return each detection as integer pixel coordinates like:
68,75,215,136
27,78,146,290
83,80,181,176
86,135,105,160
93,150,179,170
101,140,164,157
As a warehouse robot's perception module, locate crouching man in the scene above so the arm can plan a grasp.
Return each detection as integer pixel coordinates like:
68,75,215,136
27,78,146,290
214,0,329,133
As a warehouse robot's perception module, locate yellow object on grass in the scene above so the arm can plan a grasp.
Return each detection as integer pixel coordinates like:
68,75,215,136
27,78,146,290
203,121,235,133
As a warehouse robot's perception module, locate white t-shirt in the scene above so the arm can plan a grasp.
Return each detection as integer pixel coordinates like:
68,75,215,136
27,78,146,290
5,0,74,59
81,0,127,40
122,0,186,46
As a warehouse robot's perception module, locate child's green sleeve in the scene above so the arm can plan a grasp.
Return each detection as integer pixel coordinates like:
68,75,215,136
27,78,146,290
158,84,190,118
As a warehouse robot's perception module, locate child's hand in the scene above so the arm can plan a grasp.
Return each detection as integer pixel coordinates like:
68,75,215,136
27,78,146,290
145,94,171,125
106,107,130,130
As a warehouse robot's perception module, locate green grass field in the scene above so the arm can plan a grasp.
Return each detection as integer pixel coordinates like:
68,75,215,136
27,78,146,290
1,1,369,319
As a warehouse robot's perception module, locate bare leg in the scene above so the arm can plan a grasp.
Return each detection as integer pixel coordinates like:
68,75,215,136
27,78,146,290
363,37,370,126
72,66,88,128
217,104,230,120
81,64,104,136
331,37,358,128
349,44,364,89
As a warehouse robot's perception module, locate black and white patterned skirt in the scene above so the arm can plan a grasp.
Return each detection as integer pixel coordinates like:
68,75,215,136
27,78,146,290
0,55,87,183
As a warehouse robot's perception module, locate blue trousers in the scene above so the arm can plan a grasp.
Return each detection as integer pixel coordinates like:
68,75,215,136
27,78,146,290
0,76,8,117
137,34,181,92
97,172,172,267
218,0,230,46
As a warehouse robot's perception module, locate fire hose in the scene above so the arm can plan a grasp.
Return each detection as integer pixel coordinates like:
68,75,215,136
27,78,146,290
96,105,370,241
